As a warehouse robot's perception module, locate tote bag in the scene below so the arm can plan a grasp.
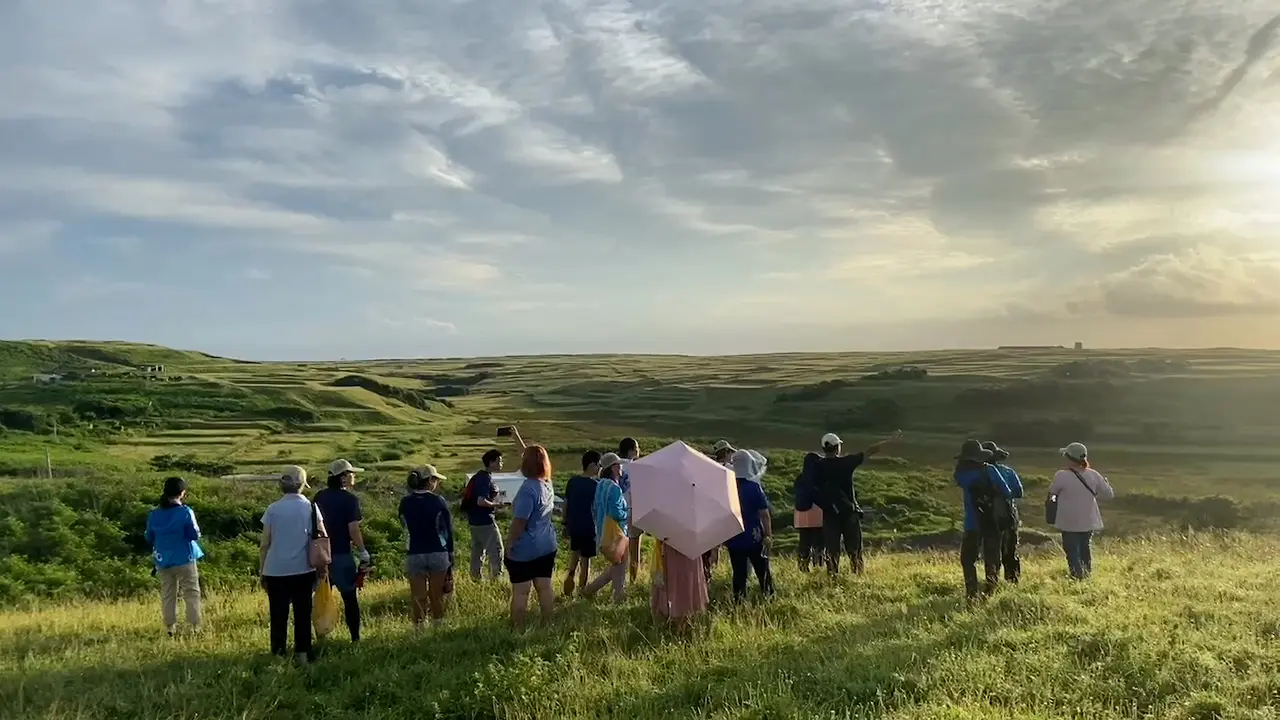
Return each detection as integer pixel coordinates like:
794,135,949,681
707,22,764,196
601,516,629,566
308,501,332,571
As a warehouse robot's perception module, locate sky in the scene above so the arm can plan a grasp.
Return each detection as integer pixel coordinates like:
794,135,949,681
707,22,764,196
2,0,1280,360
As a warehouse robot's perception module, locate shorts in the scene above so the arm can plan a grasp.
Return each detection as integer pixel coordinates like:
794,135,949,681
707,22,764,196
405,552,451,576
329,553,359,593
504,552,556,584
569,533,598,558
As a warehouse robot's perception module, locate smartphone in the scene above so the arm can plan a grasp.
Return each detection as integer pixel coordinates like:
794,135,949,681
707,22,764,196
496,426,514,438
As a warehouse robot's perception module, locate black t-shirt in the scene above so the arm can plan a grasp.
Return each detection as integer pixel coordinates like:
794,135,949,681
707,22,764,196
314,487,363,555
563,475,599,538
812,453,865,515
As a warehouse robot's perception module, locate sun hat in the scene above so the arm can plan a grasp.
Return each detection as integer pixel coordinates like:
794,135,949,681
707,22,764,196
980,441,1010,461
328,459,365,477
280,465,309,491
1060,442,1088,462
409,465,446,482
955,439,994,462
711,440,735,456
599,452,623,471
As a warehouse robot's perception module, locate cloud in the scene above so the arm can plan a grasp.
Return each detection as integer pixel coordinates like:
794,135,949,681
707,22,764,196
1083,247,1280,318
4,0,1280,356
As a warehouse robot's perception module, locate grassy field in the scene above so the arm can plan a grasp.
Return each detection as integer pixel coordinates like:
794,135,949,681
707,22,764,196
5,534,1280,719
4,341,1280,718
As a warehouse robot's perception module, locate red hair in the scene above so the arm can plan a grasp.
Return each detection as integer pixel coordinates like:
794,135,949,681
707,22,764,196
521,445,552,481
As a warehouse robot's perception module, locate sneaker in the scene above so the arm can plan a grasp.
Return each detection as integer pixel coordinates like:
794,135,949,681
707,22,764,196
294,652,311,666
166,625,178,637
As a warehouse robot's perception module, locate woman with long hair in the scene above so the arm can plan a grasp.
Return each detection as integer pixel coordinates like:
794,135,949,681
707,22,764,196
144,476,204,636
1048,442,1115,579
503,444,558,632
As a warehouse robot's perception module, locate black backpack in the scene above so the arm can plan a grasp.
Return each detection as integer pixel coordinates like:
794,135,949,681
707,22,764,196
459,476,479,513
971,465,1015,531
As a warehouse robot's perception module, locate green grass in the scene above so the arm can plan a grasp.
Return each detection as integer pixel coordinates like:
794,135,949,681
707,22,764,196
5,534,1280,719
7,341,1280,717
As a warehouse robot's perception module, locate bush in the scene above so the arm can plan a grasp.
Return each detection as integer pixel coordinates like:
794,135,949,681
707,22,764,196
149,454,235,477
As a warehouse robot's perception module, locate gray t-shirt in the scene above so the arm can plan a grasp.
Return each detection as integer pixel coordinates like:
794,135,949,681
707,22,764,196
262,494,320,577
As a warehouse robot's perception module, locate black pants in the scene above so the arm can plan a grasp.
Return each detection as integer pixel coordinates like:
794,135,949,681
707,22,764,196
960,529,1002,598
339,588,361,641
823,510,864,575
797,527,825,571
265,572,316,658
1001,508,1021,583
728,546,775,602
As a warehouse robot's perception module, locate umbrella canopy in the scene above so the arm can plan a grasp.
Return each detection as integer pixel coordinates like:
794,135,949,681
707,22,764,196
629,441,743,558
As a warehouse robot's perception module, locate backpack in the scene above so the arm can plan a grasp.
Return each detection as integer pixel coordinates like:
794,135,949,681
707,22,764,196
971,465,1015,531
459,475,479,513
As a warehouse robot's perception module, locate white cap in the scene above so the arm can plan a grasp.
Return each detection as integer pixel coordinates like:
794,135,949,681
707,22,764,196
280,465,309,491
599,452,623,470
1060,442,1088,462
328,459,365,477
821,433,842,448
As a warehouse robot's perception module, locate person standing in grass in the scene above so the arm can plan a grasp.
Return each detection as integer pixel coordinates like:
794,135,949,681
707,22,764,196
618,437,644,584
812,430,902,576
1049,442,1115,580
793,453,825,573
982,441,1025,584
314,459,370,644
464,450,505,581
259,466,323,664
561,451,601,597
953,440,1014,600
399,466,454,629
649,536,708,628
725,450,775,603
503,444,558,632
145,476,204,636
582,453,630,603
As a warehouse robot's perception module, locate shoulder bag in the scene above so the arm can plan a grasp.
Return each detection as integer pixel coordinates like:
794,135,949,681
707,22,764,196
309,501,332,571
1044,469,1097,525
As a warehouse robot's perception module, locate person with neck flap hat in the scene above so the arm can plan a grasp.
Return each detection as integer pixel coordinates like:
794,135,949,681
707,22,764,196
953,440,1017,599
981,441,1024,583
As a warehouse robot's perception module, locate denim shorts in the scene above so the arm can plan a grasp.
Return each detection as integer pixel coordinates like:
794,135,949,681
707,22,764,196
405,552,451,576
329,554,359,593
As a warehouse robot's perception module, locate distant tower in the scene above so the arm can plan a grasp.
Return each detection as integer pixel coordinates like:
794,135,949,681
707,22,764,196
1074,341,1084,351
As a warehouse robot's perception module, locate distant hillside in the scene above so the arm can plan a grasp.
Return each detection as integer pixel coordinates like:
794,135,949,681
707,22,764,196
0,340,234,380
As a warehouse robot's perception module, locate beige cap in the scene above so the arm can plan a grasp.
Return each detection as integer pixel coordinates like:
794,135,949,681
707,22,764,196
599,452,623,471
280,465,309,490
328,459,365,477
409,465,447,482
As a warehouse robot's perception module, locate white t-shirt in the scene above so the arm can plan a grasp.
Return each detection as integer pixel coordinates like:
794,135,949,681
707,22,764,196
1048,468,1115,532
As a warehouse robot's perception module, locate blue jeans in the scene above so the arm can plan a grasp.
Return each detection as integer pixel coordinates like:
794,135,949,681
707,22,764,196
328,554,362,641
1061,532,1093,579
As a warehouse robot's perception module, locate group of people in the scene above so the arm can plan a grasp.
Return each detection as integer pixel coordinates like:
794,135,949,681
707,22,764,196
142,426,1115,663
952,438,1115,598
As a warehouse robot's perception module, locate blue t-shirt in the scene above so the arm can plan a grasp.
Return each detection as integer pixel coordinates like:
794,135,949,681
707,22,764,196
563,475,599,538
399,491,454,556
725,477,771,551
467,471,497,526
508,479,557,561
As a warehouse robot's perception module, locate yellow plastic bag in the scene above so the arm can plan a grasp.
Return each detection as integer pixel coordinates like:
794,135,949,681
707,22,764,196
649,539,666,589
601,516,629,566
312,579,339,638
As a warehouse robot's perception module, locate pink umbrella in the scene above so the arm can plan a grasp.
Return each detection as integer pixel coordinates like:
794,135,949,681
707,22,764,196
629,441,744,558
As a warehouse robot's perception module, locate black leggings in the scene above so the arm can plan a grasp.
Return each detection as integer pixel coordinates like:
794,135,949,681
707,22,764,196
728,546,775,602
339,588,361,641
265,572,316,658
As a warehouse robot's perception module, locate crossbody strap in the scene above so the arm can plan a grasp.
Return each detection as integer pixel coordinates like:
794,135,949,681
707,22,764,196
1068,469,1097,497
